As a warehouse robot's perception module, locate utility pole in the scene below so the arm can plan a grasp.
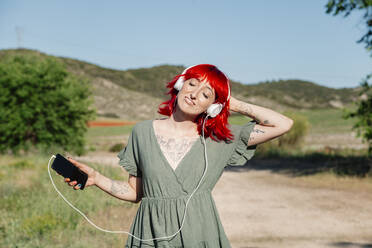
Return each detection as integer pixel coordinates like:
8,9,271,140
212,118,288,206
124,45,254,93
15,26,24,48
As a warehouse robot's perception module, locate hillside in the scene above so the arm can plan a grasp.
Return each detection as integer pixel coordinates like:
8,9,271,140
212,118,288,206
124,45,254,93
0,49,360,120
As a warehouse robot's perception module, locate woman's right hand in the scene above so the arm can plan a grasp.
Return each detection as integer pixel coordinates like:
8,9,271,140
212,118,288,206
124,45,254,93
64,157,98,190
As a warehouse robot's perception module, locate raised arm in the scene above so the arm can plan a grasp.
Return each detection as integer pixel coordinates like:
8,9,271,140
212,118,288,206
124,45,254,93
229,96,293,146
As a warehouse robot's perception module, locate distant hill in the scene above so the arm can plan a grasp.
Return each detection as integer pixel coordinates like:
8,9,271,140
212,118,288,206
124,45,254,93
0,49,361,120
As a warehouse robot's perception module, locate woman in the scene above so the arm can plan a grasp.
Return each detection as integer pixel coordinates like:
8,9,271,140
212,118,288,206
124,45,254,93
65,64,293,247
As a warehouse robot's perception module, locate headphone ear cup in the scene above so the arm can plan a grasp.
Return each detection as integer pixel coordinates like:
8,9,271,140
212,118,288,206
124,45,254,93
174,77,184,91
207,103,223,118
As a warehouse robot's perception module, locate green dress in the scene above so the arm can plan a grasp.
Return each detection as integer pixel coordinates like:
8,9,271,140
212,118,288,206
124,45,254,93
117,119,257,247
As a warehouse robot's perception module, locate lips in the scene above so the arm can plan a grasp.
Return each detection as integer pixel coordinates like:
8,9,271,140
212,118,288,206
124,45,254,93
184,97,195,106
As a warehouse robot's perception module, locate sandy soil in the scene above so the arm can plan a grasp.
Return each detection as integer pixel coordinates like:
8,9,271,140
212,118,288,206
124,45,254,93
75,153,372,248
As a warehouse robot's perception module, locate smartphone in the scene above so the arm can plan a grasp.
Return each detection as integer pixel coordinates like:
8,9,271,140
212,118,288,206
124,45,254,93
51,153,88,190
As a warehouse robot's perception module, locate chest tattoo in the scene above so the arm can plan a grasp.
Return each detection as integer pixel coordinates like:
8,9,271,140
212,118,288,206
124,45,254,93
155,134,198,171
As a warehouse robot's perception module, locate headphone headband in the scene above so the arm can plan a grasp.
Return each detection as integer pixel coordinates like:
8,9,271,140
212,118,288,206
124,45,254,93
174,64,231,118
177,64,231,104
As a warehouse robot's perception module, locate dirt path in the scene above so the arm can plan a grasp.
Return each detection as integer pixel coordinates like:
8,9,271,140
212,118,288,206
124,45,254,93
214,169,372,248
76,153,372,248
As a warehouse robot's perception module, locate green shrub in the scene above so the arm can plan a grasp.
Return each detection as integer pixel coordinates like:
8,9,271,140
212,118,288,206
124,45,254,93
109,143,126,153
256,111,310,156
98,112,120,118
278,111,309,148
0,54,96,156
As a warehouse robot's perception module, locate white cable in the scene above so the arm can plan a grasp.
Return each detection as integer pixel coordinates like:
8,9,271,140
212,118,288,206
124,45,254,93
48,155,132,234
47,115,210,242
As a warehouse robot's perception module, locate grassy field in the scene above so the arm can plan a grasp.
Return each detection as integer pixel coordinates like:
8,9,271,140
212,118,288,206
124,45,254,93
0,154,138,247
298,108,357,134
1,108,370,247
86,124,134,138
86,108,361,150
229,108,358,134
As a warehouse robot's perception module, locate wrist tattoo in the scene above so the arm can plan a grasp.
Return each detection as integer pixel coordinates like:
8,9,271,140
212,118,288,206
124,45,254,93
111,180,130,196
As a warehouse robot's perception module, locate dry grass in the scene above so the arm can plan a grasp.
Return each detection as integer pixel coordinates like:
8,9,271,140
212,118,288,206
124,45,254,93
251,170,372,195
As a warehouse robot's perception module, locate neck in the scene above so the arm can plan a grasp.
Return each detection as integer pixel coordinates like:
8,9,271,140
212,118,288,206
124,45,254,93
167,104,199,137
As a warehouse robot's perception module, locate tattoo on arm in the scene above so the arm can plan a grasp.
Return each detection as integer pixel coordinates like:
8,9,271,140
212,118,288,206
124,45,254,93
253,129,265,134
236,101,253,116
248,129,263,143
110,180,131,196
233,100,274,127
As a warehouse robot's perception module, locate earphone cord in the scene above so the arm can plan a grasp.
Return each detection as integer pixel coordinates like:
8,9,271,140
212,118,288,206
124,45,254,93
47,115,210,242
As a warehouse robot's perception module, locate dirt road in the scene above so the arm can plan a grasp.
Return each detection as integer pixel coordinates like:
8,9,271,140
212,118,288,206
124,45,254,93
76,153,372,248
215,167,372,248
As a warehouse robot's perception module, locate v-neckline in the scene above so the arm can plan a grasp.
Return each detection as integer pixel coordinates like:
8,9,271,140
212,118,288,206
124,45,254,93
150,120,201,176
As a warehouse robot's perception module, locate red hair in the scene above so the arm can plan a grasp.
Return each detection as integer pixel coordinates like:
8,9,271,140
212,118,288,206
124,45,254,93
157,64,234,143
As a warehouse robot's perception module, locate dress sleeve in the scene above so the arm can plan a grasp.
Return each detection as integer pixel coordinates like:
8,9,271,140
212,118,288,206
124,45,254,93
117,127,142,177
226,120,258,167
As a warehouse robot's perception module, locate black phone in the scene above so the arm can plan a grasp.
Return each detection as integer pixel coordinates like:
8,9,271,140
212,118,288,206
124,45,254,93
51,153,88,190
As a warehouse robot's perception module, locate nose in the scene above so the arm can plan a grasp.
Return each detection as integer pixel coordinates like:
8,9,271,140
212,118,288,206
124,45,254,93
190,83,205,99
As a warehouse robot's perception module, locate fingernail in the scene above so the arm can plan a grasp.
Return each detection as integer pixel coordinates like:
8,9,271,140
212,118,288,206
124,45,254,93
77,184,81,188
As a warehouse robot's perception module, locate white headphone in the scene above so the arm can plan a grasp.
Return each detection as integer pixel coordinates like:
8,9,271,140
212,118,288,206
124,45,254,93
174,65,231,118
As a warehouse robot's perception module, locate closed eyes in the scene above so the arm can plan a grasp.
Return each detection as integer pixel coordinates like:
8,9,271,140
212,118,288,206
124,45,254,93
188,82,210,99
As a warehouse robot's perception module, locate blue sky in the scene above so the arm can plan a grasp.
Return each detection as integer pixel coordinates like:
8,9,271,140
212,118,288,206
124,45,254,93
1,0,371,88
